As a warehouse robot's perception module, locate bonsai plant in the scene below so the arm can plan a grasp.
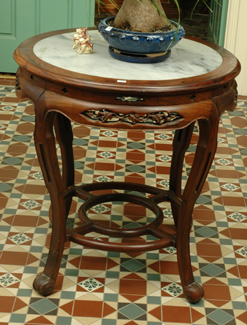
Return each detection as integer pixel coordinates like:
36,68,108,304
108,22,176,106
97,0,218,62
97,0,183,62
97,0,218,33
113,0,173,33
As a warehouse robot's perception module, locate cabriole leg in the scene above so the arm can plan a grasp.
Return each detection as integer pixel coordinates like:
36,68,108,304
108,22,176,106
170,123,195,227
32,96,68,296
52,113,75,220
176,117,218,303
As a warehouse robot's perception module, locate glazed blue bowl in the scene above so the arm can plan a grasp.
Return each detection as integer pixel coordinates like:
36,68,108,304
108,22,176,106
98,16,185,54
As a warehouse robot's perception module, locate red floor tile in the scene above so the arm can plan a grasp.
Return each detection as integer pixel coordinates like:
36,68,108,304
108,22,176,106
119,278,147,295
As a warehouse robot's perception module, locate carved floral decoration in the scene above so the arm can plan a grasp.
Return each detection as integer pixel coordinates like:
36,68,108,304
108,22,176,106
82,109,183,125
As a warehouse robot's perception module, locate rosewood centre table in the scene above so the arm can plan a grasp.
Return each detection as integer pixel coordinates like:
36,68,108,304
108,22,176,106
14,29,240,303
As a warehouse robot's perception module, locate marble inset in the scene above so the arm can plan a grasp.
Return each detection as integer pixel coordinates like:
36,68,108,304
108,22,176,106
33,30,223,81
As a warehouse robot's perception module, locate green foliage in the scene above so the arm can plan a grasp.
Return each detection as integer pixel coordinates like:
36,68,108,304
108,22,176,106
95,0,219,21
190,0,221,19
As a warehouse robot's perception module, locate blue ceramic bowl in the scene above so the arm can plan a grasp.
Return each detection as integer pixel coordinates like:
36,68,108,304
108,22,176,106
98,16,185,54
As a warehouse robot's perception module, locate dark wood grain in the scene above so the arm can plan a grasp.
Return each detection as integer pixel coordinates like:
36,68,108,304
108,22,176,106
14,29,241,303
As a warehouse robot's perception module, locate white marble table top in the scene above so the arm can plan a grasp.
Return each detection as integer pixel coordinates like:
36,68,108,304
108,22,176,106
33,30,222,81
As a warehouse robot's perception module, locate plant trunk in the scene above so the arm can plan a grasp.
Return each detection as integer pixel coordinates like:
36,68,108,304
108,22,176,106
113,0,170,33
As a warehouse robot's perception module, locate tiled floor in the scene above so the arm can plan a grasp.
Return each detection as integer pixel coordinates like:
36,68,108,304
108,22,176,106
1,73,247,325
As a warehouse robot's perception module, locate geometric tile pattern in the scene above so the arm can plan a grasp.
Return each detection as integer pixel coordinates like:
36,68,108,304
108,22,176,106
162,282,183,297
78,277,104,292
0,272,20,287
1,73,247,325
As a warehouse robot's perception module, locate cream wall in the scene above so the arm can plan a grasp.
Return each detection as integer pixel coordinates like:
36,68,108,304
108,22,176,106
224,0,247,96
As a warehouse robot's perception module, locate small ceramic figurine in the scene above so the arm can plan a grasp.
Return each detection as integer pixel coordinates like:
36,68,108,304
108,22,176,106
72,27,93,54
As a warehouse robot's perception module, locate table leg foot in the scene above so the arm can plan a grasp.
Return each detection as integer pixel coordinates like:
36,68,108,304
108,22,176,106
184,282,204,304
33,274,55,296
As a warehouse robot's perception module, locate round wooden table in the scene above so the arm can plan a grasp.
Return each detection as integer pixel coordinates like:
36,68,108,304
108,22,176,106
14,29,240,303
